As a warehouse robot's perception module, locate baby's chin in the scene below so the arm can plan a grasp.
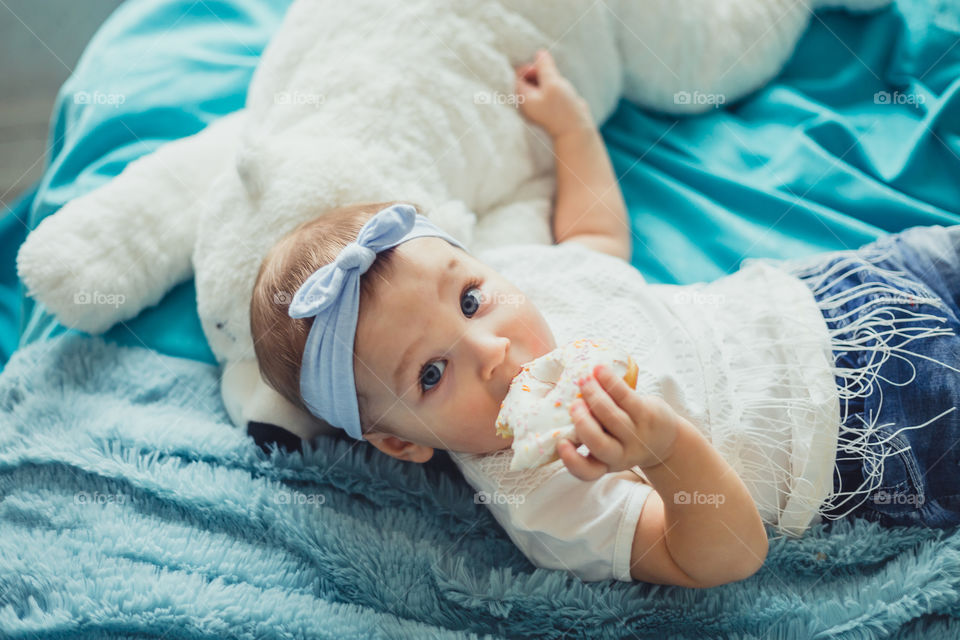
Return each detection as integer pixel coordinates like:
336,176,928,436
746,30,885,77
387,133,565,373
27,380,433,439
455,435,513,455
483,435,513,454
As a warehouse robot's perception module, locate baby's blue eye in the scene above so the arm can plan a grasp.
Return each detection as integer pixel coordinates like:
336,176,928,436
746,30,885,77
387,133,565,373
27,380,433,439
418,282,484,393
419,360,445,392
461,286,482,317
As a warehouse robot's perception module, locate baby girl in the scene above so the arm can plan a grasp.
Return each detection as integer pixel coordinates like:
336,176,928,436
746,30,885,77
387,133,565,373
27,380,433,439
250,50,960,588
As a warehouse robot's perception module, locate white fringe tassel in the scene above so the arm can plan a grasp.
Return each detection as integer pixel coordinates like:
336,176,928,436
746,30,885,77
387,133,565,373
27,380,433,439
780,243,959,522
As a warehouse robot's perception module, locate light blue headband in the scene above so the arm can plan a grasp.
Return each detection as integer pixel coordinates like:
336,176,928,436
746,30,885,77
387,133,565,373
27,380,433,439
287,203,467,440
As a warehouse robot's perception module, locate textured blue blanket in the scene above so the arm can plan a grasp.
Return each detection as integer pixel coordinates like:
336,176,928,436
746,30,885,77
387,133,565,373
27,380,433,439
2,334,960,638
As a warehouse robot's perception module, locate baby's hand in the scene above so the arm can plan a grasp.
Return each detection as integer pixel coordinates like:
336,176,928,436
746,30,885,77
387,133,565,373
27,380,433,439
514,49,593,139
558,365,681,482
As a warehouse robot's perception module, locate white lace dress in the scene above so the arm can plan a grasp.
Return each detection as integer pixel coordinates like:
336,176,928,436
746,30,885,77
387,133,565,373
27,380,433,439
450,240,842,582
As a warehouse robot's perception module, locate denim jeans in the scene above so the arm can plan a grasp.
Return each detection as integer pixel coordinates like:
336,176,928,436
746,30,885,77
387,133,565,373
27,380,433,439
787,225,960,529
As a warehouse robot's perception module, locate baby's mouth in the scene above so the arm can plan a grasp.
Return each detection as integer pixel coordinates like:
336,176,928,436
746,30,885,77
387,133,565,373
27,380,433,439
503,363,526,399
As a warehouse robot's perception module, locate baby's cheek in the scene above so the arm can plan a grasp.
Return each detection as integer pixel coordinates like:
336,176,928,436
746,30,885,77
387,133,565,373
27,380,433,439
521,307,553,353
457,384,487,415
452,385,495,429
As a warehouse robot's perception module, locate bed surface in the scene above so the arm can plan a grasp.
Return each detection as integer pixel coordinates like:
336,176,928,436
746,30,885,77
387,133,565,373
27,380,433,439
2,0,960,637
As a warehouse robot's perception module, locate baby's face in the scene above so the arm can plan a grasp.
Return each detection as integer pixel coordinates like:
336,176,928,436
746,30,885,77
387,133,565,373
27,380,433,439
354,237,556,457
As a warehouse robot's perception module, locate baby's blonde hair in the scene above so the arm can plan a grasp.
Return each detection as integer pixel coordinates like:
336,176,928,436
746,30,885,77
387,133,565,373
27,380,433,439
250,201,411,436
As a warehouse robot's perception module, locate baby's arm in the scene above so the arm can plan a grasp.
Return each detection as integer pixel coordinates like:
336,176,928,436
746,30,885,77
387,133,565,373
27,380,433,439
515,50,631,261
561,366,769,588
627,421,769,588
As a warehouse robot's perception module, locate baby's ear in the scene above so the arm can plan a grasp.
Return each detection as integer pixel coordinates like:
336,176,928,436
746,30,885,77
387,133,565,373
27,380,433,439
365,432,434,464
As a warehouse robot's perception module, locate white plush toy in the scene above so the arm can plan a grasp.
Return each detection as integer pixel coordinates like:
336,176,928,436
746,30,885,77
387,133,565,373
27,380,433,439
16,0,890,441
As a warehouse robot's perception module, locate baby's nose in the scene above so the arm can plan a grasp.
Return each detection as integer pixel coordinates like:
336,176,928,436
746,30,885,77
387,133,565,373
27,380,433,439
481,336,511,381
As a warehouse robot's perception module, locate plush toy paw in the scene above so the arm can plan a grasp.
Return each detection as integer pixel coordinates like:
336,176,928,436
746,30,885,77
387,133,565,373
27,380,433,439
16,110,245,334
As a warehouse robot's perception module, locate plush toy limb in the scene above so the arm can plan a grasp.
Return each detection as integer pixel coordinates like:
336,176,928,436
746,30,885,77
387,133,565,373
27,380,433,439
16,110,247,334
607,0,892,114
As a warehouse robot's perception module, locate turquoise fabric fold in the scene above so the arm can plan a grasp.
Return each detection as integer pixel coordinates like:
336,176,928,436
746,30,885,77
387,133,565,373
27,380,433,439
603,0,960,286
12,0,960,368
0,185,31,370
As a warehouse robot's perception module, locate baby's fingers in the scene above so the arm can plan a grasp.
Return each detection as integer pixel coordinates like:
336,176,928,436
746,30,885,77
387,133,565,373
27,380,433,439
558,438,608,482
570,398,624,467
533,49,560,82
594,365,647,425
515,63,537,85
579,374,634,444
514,74,541,107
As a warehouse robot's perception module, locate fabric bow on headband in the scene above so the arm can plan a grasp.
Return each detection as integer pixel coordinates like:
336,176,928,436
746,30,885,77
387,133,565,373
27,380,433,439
287,203,467,439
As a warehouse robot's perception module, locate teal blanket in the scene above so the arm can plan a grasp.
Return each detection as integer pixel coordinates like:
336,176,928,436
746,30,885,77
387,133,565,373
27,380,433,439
2,0,960,637
2,329,960,638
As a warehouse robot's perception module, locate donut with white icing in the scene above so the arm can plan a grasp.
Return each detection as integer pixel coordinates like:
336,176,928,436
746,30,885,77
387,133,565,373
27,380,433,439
496,337,639,471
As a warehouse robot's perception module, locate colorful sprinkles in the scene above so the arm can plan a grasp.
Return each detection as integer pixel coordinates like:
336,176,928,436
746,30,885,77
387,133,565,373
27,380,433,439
494,337,635,471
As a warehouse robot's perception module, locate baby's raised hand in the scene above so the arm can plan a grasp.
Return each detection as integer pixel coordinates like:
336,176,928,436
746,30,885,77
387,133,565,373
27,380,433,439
514,49,593,139
558,365,681,481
